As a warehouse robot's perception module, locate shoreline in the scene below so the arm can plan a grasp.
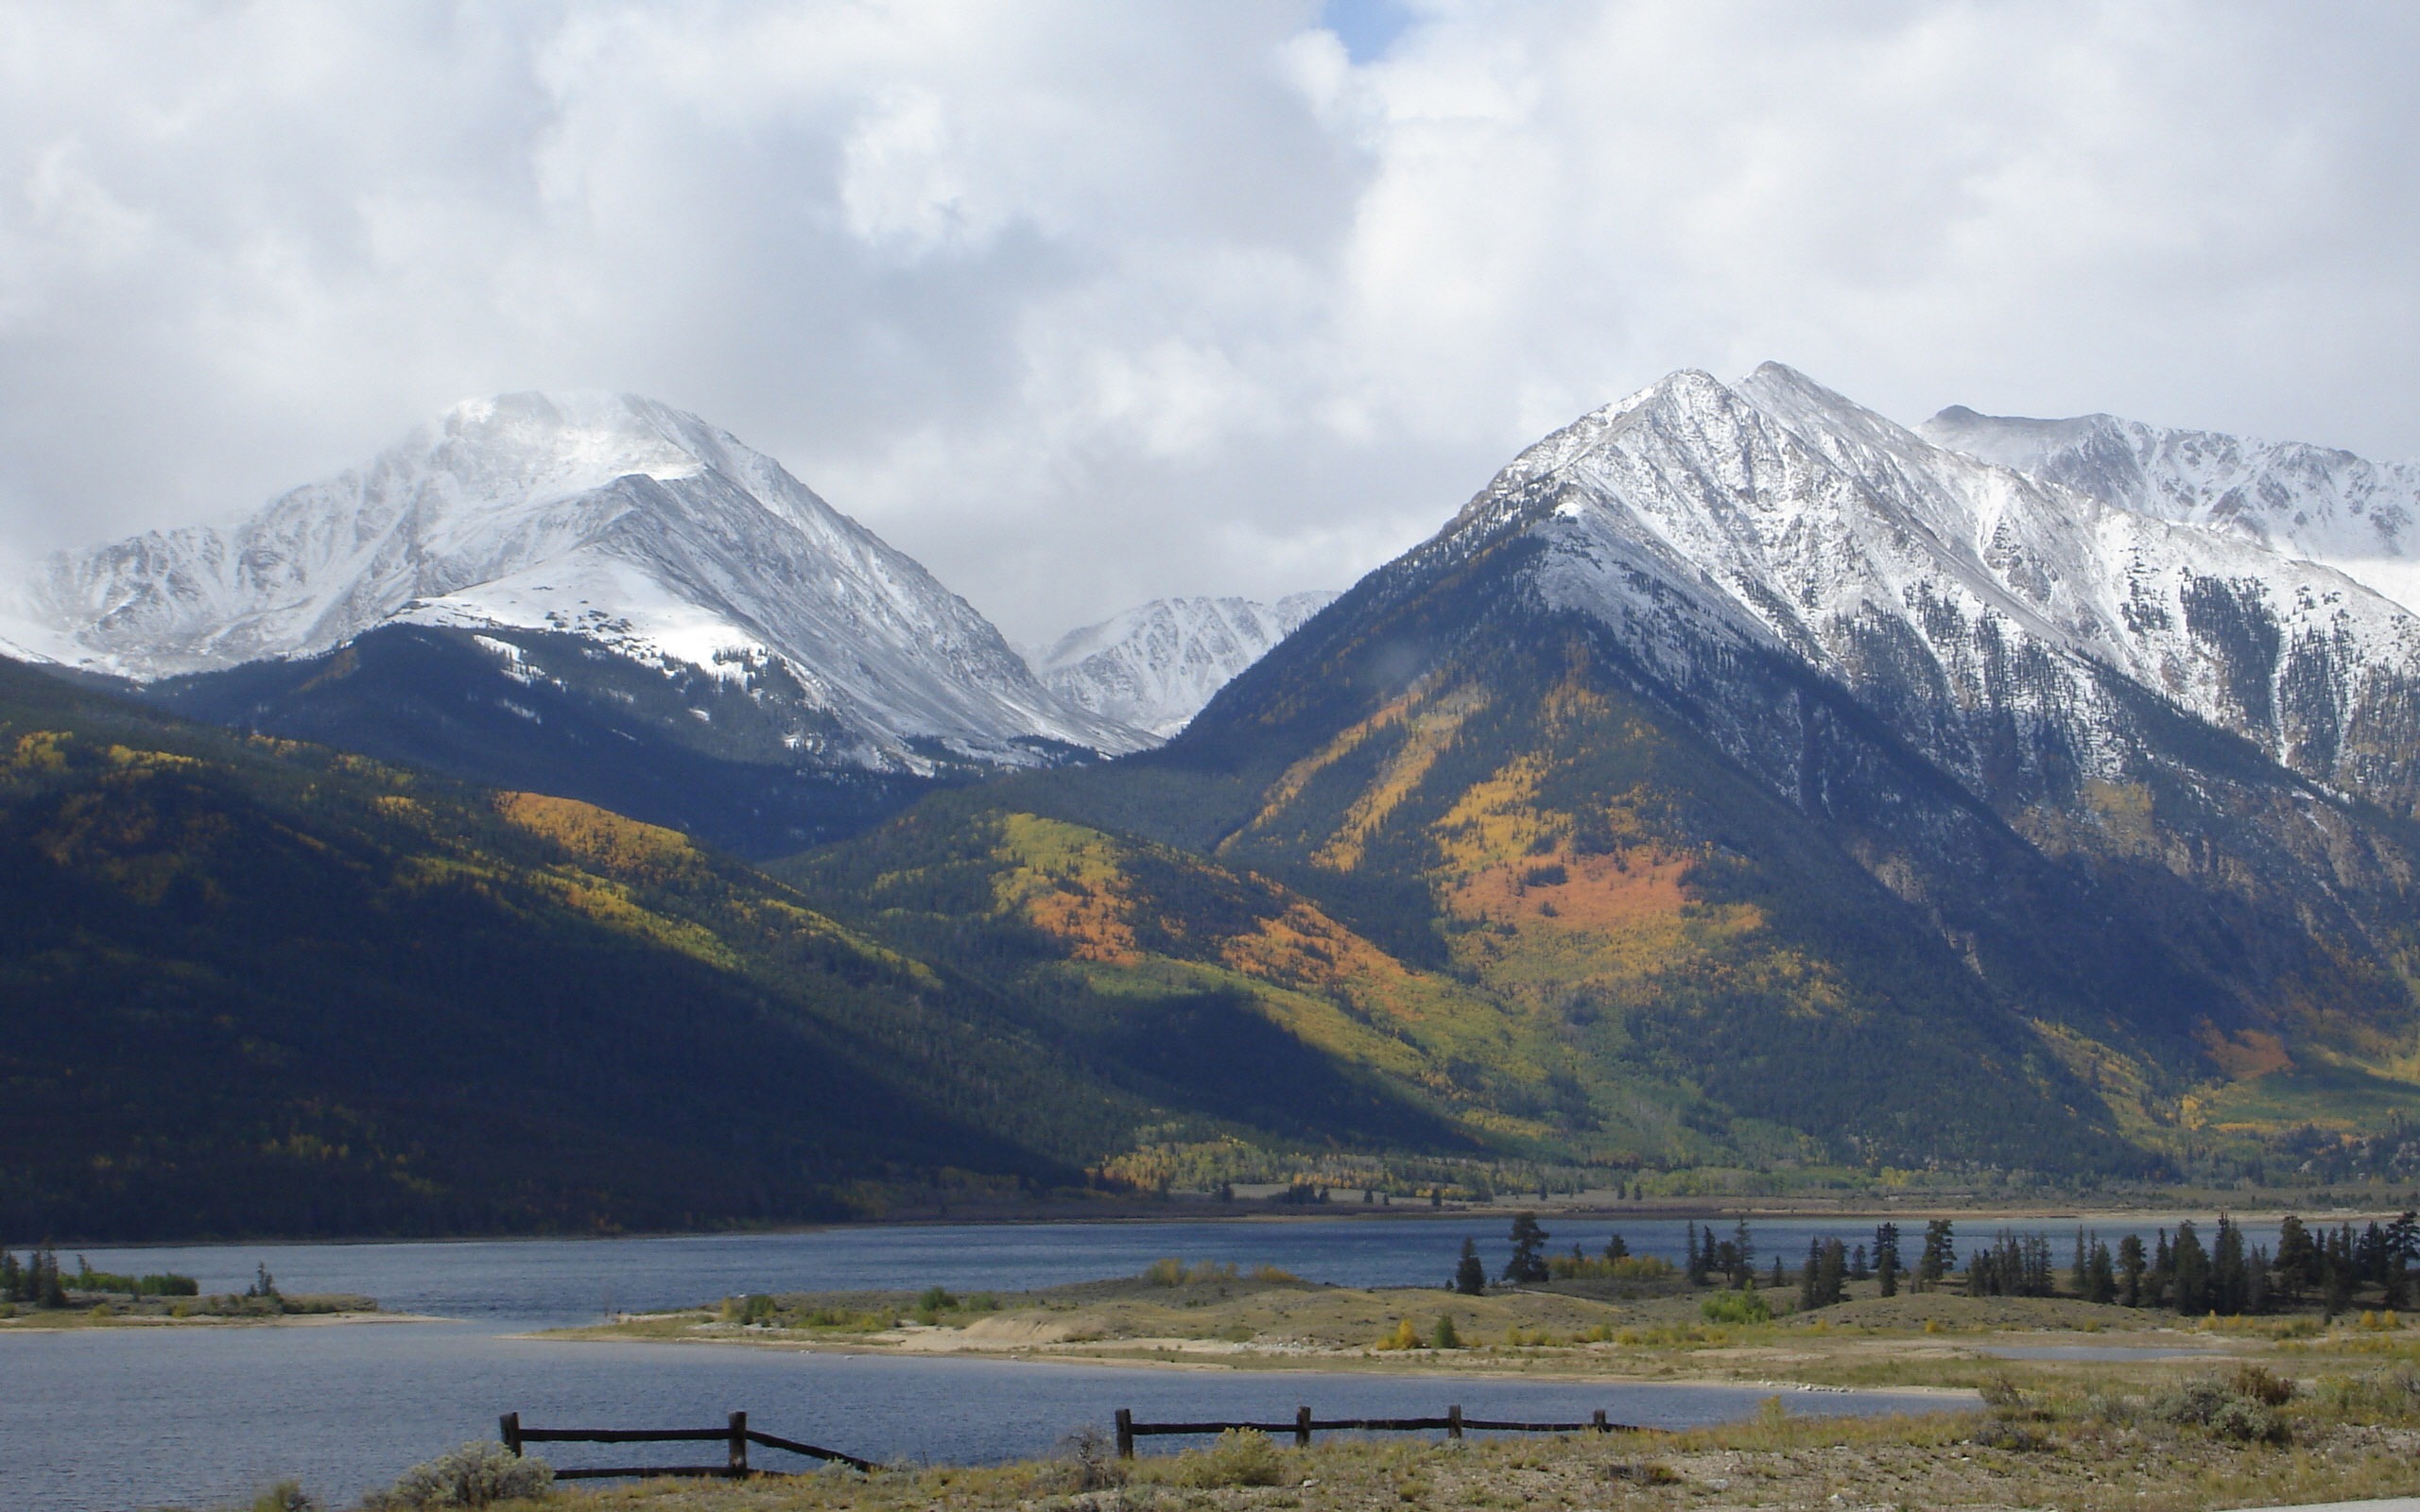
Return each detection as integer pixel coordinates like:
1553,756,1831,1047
43,1197,2420,1253
512,1323,1987,1400
0,1310,444,1332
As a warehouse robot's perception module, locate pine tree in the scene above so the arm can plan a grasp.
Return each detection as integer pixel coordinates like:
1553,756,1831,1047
2212,1215,2248,1315
2117,1233,2146,1308
1799,1240,1822,1310
1915,1219,1955,1292
0,1249,19,1304
1602,1233,1629,1262
1815,1239,1846,1308
2274,1215,2316,1300
1453,1238,1488,1296
1850,1244,1870,1281
2171,1222,2210,1315
1685,1224,1704,1285
1733,1220,1756,1289
1874,1223,1902,1297
2081,1238,2112,1303
1502,1212,1550,1285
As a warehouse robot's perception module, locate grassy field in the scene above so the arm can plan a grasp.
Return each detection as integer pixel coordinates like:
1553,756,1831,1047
539,1264,2380,1391
360,1356,2420,1512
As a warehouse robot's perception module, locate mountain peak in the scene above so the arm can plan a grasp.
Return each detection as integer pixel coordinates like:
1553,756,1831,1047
14,393,1146,765
1920,401,2420,607
1035,592,1338,740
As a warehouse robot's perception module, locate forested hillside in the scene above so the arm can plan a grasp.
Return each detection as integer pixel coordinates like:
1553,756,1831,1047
0,659,1143,1239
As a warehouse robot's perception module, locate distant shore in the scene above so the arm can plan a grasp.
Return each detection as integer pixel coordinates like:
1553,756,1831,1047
39,1190,2419,1251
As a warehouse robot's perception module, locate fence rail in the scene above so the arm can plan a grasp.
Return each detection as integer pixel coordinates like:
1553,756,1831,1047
499,1411,878,1478
1111,1404,1645,1457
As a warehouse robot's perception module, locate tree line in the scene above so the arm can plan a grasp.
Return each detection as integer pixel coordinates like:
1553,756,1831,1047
1444,1211,2420,1317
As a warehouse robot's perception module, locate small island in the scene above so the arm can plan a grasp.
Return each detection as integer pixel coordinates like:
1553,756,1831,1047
0,1248,382,1327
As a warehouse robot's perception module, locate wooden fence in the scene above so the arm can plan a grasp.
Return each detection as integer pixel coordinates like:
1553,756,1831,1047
1112,1404,1644,1458
498,1410,878,1479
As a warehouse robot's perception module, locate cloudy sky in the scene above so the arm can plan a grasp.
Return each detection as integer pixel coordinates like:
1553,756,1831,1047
5,1,2417,642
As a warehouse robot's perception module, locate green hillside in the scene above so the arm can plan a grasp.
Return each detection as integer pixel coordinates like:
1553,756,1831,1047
0,659,1153,1239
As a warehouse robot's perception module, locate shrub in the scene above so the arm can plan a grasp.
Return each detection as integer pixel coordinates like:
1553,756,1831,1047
1172,1429,1285,1487
1976,1371,2029,1411
1432,1314,1461,1349
2150,1376,2290,1445
2228,1364,2296,1407
1374,1318,1422,1350
1140,1258,1184,1287
1701,1291,1772,1325
369,1442,553,1508
1056,1426,1127,1491
251,1480,316,1512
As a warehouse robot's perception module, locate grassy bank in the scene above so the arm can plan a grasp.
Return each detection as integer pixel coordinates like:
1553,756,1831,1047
338,1360,2420,1512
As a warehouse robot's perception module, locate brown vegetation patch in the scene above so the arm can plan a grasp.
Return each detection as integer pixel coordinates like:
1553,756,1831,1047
1448,845,1693,931
2197,1022,2296,1080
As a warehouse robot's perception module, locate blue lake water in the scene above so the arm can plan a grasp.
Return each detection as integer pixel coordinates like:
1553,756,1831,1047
4,1211,2295,1509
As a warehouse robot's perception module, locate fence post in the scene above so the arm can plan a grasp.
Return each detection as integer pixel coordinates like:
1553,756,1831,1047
729,1411,748,1478
1592,1410,1608,1433
1295,1406,1312,1448
1447,1404,1463,1440
1115,1409,1134,1460
499,1413,522,1457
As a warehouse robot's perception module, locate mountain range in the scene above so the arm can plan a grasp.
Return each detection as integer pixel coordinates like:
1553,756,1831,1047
7,367,2420,1237
1033,593,1340,739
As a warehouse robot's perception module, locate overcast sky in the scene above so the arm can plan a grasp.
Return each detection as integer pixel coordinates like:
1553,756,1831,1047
5,1,2418,642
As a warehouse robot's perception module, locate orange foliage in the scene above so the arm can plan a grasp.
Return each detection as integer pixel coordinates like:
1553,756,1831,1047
1021,877,1142,964
2195,1022,2296,1080
1447,845,1692,931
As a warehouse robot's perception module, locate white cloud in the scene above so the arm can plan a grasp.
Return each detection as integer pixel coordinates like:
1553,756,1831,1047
3,1,2418,642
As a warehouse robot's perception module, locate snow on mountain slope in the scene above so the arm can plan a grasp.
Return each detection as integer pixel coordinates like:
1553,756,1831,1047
1429,364,2420,819
13,392,1147,768
1035,593,1338,739
1921,404,2420,613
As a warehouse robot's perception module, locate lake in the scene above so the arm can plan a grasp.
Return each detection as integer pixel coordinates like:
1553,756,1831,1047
4,1211,2295,1509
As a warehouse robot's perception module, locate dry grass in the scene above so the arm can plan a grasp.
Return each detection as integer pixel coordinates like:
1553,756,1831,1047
463,1377,2420,1512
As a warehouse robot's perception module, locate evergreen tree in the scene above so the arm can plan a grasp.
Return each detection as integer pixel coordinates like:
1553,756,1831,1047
0,1249,18,1304
1768,1254,1785,1290
1799,1240,1822,1310
1502,1212,1550,1285
2117,1233,2146,1307
2171,1221,2210,1315
2211,1215,2248,1315
1733,1220,1757,1288
1850,1244,1870,1281
1874,1223,1902,1297
1814,1239,1846,1308
1915,1219,1955,1292
2083,1238,2117,1304
1453,1237,1488,1296
2273,1216,2316,1300
1602,1233,1629,1262
1685,1224,1704,1285
2384,1211,2417,1309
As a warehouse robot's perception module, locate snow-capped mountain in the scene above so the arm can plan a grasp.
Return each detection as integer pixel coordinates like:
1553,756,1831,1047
1921,404,2420,614
1176,362,2420,1120
1417,364,2420,821
10,392,1147,770
1034,593,1338,739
